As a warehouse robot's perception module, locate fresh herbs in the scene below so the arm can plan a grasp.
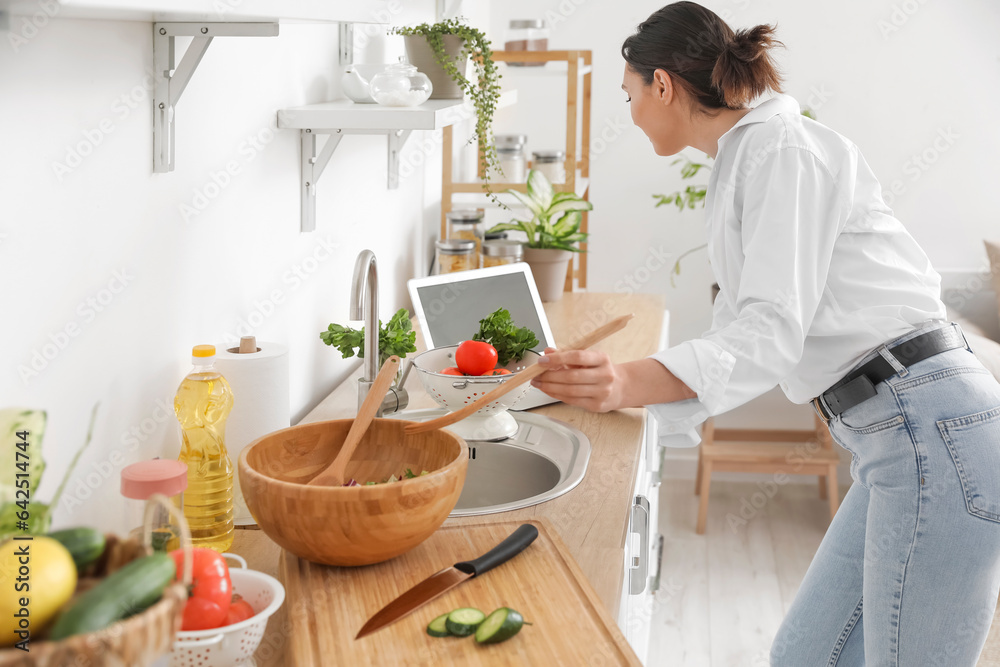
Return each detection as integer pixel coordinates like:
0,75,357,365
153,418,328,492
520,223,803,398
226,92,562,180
472,308,539,366
320,308,417,367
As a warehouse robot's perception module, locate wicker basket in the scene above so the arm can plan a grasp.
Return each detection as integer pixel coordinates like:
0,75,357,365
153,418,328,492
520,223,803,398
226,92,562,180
0,497,191,666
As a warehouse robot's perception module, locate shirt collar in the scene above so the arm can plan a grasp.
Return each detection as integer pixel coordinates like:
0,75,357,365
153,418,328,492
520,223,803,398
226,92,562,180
717,94,801,148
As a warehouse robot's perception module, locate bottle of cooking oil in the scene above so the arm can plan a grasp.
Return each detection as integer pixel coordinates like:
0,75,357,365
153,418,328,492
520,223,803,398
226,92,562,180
174,344,235,552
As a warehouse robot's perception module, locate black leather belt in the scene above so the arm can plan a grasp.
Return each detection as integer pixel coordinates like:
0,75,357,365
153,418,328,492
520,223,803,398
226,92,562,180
812,323,968,424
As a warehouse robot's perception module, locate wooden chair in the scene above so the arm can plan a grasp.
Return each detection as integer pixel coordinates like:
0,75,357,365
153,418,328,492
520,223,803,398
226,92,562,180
694,414,841,534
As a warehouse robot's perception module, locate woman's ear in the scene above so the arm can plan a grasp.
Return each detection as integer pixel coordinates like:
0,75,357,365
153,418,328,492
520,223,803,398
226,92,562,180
652,68,675,105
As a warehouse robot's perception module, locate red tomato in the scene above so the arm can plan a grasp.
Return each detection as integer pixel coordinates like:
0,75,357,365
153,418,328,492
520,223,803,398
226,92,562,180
170,548,232,631
486,368,512,376
439,366,465,376
225,594,256,625
455,340,498,376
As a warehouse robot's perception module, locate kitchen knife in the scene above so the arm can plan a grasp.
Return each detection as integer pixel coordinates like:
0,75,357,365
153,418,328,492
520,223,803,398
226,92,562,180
355,523,539,639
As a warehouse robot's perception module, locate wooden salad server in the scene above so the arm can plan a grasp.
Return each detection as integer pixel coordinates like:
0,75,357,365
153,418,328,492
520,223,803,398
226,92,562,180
405,314,634,435
309,355,401,486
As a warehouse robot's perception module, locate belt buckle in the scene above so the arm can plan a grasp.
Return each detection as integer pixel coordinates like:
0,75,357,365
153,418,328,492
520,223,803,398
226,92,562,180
812,396,831,425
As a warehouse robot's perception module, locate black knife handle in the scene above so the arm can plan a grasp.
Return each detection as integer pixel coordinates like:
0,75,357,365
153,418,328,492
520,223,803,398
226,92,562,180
454,524,539,577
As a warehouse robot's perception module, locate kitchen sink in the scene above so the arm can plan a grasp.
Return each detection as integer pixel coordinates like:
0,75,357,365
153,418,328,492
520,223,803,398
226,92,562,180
389,409,591,516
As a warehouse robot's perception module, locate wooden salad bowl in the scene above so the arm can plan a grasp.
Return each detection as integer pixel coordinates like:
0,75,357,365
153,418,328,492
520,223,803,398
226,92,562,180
239,419,468,566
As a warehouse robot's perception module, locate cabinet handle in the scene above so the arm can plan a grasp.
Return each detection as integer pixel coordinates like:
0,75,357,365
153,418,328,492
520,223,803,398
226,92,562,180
629,495,650,595
650,534,664,593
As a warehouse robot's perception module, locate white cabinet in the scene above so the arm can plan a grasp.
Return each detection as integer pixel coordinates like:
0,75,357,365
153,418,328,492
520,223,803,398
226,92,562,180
617,310,669,664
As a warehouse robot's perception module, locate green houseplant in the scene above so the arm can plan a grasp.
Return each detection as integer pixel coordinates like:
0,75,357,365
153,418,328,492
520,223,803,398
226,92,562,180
487,169,592,302
391,18,503,201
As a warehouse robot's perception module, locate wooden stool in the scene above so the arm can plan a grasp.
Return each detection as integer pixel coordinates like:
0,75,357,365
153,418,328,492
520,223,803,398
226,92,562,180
694,414,841,534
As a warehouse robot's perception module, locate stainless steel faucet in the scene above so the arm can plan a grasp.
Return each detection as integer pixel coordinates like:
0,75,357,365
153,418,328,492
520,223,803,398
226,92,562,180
349,250,408,416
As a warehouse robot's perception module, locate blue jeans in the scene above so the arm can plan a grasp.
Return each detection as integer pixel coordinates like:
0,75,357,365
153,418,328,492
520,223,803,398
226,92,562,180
771,321,1000,666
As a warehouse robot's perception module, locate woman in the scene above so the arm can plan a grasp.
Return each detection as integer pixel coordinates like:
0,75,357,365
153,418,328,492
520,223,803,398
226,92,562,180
531,2,1000,664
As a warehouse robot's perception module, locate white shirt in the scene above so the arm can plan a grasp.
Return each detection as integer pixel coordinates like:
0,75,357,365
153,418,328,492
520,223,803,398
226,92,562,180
646,94,946,448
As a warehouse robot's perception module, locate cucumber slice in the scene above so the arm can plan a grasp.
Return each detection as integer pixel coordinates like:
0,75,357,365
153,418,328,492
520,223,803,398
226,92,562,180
475,607,525,644
444,608,486,637
427,613,451,637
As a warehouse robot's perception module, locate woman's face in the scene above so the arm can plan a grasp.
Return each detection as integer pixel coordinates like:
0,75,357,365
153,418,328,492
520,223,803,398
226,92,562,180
622,64,689,156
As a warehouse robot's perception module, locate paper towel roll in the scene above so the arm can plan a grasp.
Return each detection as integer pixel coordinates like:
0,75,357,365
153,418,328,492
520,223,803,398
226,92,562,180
215,340,290,525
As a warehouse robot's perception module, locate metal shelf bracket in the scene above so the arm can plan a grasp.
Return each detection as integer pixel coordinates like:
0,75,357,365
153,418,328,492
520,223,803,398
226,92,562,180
298,128,413,233
153,22,278,173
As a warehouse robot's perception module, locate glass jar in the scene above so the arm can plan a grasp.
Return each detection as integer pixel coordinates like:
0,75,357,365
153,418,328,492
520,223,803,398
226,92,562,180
446,209,486,265
482,240,524,268
436,239,477,274
121,459,187,551
495,134,527,183
505,20,549,67
532,149,566,184
369,60,433,107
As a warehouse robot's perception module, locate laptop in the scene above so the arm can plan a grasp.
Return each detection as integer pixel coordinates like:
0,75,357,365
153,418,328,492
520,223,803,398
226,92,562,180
407,263,559,410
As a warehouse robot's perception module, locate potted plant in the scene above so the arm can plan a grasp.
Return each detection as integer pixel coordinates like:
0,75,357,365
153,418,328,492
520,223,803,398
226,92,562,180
391,18,503,201
487,169,592,302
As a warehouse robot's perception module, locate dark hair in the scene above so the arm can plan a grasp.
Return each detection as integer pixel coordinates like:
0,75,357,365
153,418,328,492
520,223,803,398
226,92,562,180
621,1,783,110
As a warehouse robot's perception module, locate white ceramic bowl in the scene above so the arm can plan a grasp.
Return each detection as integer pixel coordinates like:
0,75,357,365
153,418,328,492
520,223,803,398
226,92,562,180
169,554,285,667
412,346,540,441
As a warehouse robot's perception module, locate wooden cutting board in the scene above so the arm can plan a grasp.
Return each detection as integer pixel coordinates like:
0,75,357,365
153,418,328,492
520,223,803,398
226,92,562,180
277,518,641,666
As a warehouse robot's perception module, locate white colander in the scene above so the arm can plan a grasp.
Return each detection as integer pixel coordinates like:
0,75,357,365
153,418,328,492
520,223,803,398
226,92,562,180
412,346,540,441
169,554,285,667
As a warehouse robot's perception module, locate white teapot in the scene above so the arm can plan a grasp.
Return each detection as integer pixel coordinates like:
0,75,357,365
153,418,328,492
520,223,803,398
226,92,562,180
341,64,384,104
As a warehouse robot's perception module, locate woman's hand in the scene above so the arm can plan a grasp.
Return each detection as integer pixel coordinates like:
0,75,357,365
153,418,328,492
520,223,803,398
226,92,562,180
531,347,624,413
531,349,699,412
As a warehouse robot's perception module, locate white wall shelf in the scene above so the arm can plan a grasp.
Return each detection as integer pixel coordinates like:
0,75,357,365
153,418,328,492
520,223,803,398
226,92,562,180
0,0,389,23
278,91,517,233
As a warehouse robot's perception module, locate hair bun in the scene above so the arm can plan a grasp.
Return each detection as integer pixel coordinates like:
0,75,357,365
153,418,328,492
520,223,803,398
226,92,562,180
712,23,783,108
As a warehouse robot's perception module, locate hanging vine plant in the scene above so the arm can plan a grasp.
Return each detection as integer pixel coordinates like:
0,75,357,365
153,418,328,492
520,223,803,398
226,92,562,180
391,18,504,204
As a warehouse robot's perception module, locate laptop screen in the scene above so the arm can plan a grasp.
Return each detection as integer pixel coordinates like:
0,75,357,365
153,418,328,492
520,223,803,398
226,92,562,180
414,271,553,350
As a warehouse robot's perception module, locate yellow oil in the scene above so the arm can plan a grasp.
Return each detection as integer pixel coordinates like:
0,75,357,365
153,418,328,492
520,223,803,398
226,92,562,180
174,369,235,552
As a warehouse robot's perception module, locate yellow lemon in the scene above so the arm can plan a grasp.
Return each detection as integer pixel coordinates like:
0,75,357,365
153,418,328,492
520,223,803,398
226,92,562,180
0,536,77,646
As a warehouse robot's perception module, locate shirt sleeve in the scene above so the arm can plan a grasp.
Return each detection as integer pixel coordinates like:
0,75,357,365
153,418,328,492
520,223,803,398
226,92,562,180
646,146,846,447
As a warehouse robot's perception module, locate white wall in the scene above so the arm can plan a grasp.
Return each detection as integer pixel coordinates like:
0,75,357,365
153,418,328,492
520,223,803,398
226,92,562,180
490,0,1000,442
0,4,467,533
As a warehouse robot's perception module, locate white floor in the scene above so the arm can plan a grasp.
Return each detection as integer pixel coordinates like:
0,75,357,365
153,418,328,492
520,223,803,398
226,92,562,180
647,479,1000,667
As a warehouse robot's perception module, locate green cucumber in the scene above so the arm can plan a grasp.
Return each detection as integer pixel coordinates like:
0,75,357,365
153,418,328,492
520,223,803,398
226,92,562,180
48,527,105,571
49,553,176,640
475,607,525,644
444,608,486,637
426,613,451,637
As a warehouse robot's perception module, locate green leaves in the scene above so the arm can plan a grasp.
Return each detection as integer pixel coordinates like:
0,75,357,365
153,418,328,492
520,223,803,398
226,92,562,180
472,308,540,366
486,169,593,252
320,308,417,367
390,19,504,205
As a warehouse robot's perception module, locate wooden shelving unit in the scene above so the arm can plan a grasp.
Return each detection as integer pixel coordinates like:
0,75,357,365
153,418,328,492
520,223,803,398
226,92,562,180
441,49,592,291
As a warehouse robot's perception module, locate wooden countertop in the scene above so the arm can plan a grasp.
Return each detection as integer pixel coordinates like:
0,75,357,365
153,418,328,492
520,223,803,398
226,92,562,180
232,292,665,666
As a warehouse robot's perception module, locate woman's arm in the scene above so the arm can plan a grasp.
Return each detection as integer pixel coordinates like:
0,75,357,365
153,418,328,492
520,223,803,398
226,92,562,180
530,349,697,412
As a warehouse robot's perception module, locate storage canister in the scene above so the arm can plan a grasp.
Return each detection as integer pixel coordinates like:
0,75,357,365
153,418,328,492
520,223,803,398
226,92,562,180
482,240,524,268
436,239,477,274
495,134,528,183
531,149,566,184
446,209,486,266
121,459,188,551
505,20,549,66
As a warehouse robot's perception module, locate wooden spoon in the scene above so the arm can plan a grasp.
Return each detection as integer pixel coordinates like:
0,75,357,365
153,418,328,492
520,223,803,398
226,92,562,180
405,313,634,435
309,355,401,487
